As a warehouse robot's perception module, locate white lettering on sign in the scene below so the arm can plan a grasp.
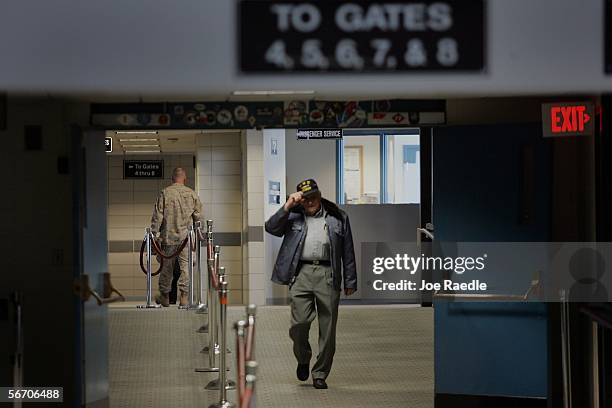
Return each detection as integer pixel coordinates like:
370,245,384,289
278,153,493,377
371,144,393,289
240,0,484,72
271,3,322,32
297,128,343,139
335,2,453,32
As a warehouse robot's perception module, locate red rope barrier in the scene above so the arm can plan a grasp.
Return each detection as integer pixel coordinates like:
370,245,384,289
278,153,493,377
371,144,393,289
139,234,190,276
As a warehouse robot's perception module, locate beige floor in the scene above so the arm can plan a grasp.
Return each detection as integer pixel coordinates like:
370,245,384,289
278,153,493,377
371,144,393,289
108,303,434,408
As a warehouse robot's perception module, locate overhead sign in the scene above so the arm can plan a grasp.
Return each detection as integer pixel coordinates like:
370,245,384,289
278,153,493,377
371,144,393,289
541,102,595,137
105,137,113,153
297,128,343,139
123,160,164,179
239,0,485,73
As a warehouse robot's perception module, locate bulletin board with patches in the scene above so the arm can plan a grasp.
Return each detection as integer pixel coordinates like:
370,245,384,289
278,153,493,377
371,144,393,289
90,99,445,129
169,102,284,129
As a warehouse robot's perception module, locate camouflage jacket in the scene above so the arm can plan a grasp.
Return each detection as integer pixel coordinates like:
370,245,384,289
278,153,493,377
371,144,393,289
151,183,203,244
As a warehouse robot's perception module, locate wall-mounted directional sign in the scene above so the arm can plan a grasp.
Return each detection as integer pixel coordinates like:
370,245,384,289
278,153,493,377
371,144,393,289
105,137,113,153
123,160,164,179
297,128,343,139
239,0,485,73
541,102,595,137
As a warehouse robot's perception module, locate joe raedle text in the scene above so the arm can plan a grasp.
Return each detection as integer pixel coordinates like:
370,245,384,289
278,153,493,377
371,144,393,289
372,279,487,292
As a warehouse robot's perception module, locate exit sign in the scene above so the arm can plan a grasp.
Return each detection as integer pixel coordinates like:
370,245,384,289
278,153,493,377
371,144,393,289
105,137,113,153
541,102,594,137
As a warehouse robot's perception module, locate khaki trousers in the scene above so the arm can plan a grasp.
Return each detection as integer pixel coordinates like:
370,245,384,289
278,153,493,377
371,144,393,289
158,244,190,294
289,264,341,380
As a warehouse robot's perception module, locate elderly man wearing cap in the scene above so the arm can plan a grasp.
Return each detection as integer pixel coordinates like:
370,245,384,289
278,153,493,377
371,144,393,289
265,179,357,389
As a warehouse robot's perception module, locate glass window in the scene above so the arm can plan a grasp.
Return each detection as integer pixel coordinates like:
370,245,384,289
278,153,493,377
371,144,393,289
338,131,420,204
342,135,380,204
386,134,420,204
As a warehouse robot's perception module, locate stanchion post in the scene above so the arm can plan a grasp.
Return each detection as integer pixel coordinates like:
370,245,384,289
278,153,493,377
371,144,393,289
210,275,235,408
137,228,161,309
242,361,258,408
204,266,236,389
12,291,23,408
196,220,208,314
235,320,247,402
245,305,256,361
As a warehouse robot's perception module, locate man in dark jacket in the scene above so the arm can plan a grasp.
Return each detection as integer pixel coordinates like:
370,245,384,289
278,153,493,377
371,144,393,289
265,179,357,389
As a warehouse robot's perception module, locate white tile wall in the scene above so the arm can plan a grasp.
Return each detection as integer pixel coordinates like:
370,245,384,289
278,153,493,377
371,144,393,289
197,133,243,303
244,129,267,305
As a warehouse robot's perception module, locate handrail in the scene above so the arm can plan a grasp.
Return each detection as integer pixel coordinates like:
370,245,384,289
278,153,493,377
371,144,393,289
433,274,540,301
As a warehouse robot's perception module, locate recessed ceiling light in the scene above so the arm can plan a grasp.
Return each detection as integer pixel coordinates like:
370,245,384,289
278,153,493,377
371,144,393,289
114,130,159,135
118,138,159,142
232,90,315,96
121,144,160,148
124,150,161,153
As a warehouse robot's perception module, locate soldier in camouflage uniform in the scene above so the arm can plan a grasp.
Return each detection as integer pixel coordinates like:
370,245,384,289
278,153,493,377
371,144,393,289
151,167,203,307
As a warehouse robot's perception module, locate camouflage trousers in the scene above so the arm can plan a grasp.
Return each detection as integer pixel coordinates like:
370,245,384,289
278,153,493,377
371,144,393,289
158,244,190,294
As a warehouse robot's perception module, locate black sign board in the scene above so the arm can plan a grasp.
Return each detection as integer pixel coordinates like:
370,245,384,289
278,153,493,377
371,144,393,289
297,128,343,139
239,0,485,73
105,137,113,153
124,160,164,179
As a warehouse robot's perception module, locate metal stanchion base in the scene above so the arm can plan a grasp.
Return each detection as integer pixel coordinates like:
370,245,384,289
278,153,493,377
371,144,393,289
201,346,231,354
178,304,200,310
197,323,209,333
195,303,208,314
205,379,236,391
136,304,162,309
209,401,235,408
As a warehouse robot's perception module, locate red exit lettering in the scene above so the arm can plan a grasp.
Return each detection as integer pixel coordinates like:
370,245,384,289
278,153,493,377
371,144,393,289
550,105,591,133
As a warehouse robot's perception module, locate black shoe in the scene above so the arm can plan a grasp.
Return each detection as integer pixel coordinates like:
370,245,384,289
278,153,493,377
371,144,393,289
296,363,309,381
313,378,328,389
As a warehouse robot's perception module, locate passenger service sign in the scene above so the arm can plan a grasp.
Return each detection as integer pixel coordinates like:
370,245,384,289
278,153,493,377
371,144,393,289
238,0,485,73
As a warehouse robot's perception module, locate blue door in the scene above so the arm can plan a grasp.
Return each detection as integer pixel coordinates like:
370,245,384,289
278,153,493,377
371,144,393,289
432,124,551,404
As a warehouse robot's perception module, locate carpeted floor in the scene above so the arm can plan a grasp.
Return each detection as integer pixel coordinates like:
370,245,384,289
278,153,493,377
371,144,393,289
108,303,433,408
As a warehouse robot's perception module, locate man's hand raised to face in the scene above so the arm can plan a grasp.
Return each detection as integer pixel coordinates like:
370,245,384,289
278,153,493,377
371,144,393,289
284,191,304,212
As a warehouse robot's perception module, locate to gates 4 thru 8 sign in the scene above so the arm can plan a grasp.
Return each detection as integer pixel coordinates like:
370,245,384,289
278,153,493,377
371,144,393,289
239,0,485,73
123,160,164,179
541,102,595,137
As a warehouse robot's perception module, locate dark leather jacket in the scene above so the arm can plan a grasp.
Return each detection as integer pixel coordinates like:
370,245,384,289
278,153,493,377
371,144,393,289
264,198,357,291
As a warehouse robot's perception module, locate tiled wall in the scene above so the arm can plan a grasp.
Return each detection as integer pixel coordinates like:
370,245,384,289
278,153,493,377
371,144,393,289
107,154,195,299
196,132,244,304
244,129,266,305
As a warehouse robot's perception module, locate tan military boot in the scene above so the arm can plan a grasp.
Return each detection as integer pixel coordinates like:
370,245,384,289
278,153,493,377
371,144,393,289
179,291,189,307
155,292,170,307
